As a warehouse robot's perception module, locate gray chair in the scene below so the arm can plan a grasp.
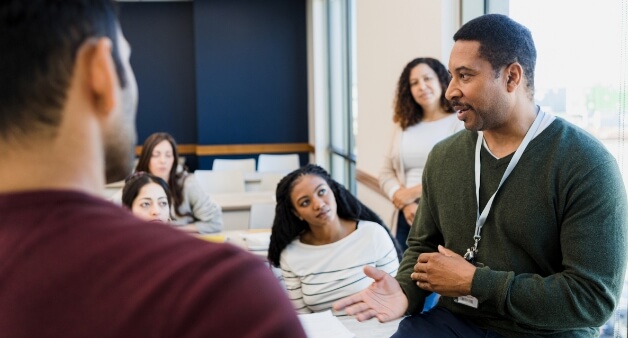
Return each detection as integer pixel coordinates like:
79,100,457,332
212,158,257,173
194,170,246,194
257,154,300,173
258,172,285,192
248,203,276,229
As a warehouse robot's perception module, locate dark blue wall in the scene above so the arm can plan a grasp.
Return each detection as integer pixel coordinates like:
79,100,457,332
118,0,308,171
119,2,197,145
194,0,308,168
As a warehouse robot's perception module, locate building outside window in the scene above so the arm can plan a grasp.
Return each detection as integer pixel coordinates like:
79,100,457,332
506,1,627,336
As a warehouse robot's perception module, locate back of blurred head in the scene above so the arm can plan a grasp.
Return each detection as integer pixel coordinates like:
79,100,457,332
0,0,138,190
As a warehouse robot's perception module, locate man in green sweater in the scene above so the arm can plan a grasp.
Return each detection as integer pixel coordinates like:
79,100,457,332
334,14,627,337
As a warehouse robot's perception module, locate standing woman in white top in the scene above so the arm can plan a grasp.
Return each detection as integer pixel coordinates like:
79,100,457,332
379,57,464,252
135,132,223,233
268,164,401,314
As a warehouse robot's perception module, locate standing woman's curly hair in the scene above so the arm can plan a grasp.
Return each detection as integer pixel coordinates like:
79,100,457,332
393,57,453,130
135,132,189,217
268,164,403,267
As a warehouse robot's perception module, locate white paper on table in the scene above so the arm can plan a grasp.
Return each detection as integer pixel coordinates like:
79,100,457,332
297,310,355,338
239,232,271,251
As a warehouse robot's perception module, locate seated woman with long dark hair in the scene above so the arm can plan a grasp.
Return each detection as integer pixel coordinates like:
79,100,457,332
268,164,401,314
121,171,171,223
135,132,223,233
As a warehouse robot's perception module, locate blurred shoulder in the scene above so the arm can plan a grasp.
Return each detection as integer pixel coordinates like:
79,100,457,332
179,172,201,188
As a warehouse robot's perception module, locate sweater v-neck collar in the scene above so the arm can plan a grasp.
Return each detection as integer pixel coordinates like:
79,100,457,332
479,117,559,169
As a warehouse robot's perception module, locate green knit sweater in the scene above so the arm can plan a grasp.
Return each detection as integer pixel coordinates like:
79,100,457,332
397,117,628,337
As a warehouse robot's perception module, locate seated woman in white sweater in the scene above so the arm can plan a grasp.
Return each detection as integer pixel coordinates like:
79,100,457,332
268,164,401,314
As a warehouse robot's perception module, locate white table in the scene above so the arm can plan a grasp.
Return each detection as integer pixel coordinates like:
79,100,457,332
338,316,402,337
197,229,269,256
211,191,275,230
101,180,124,199
211,191,275,211
243,172,263,191
197,230,402,337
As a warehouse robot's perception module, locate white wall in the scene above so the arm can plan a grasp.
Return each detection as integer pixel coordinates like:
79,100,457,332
354,0,459,228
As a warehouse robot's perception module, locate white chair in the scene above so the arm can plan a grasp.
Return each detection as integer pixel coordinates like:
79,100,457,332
257,154,300,173
248,203,276,229
258,172,285,192
177,156,187,173
212,158,256,173
194,170,246,194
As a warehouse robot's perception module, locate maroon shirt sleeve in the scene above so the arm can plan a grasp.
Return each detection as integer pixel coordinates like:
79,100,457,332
161,243,307,338
0,191,306,338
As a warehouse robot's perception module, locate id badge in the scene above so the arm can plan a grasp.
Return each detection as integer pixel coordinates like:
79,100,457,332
454,295,478,308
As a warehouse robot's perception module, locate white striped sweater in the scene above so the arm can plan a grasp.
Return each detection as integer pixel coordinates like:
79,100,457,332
279,220,399,314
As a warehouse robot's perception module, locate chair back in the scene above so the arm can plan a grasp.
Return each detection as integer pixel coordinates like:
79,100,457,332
258,172,286,192
212,158,257,173
249,203,276,229
257,154,300,173
194,170,246,194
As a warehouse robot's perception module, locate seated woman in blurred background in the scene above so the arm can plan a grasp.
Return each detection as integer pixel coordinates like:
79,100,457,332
135,132,223,233
122,172,171,223
268,164,401,314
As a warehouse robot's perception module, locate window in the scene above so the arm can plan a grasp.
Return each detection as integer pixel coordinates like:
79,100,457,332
309,0,356,191
327,0,356,191
509,1,626,161
506,1,628,336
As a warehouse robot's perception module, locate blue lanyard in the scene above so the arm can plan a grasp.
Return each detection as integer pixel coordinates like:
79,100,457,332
466,110,545,259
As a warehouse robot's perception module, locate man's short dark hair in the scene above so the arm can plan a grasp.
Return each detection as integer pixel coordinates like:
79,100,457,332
454,14,537,96
0,0,127,139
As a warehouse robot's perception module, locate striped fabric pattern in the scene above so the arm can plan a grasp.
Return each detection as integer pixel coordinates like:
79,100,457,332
279,221,399,314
